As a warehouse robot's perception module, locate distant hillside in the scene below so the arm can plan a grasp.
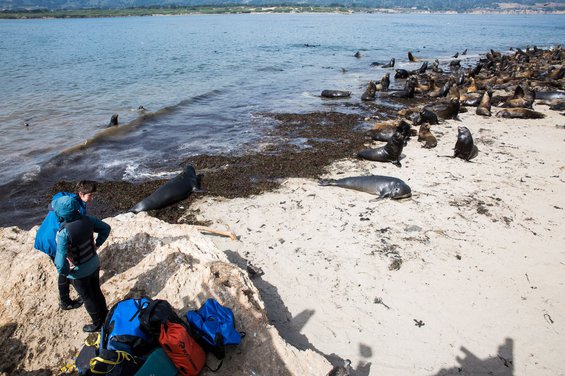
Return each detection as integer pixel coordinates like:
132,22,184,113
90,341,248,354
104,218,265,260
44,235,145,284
1,0,564,12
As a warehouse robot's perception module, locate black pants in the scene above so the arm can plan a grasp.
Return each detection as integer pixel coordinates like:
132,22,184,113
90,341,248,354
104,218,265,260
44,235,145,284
71,267,108,324
51,256,73,304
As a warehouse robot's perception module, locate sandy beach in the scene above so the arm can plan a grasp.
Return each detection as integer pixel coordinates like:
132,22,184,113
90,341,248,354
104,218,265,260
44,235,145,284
190,104,565,375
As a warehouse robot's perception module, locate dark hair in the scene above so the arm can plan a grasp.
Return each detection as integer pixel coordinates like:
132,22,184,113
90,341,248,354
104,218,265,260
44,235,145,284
76,180,97,195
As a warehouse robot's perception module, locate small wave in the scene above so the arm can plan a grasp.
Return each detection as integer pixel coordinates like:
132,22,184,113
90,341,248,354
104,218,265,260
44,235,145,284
123,163,178,182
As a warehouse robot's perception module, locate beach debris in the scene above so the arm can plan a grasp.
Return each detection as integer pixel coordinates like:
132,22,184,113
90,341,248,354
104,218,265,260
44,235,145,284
544,313,554,324
194,225,238,241
413,319,425,327
246,261,264,278
373,297,391,309
497,354,513,368
388,258,402,271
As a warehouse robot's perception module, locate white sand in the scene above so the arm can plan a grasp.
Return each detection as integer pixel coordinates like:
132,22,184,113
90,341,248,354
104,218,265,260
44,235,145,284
192,104,565,375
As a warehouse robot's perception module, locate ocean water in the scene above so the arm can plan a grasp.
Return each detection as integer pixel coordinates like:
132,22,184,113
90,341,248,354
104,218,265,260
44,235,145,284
0,13,563,201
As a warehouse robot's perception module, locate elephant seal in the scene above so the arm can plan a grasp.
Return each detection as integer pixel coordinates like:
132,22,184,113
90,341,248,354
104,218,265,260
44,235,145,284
454,126,479,161
321,90,351,98
495,108,545,119
130,165,205,213
319,175,412,199
418,124,437,149
358,130,405,167
476,91,492,116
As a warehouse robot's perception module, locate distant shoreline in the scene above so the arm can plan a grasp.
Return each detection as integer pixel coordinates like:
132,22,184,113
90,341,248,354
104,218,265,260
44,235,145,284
1,6,564,19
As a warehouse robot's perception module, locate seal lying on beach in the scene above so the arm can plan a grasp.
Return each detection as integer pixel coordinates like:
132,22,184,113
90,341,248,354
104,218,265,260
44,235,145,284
454,126,479,161
130,165,205,213
495,108,545,119
319,175,412,199
359,130,405,167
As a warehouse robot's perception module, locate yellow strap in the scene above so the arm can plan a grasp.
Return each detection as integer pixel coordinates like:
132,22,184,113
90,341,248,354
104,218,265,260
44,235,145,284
90,351,136,374
60,362,77,373
84,333,101,347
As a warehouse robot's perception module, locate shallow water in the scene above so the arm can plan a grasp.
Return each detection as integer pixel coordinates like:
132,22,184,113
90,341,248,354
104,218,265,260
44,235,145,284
1,13,563,185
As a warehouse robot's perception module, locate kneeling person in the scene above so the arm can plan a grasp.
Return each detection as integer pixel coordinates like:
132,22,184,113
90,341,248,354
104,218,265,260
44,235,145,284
53,196,111,332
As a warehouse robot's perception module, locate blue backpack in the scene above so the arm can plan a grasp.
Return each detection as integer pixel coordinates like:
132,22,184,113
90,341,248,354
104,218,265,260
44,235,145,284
34,192,85,258
185,298,245,359
101,297,155,357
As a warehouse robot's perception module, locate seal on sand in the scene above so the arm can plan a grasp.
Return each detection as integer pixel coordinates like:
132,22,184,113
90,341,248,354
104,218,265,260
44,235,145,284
358,130,405,167
424,98,460,120
418,124,437,149
495,108,545,119
476,91,492,117
130,165,205,213
454,126,479,161
319,175,412,199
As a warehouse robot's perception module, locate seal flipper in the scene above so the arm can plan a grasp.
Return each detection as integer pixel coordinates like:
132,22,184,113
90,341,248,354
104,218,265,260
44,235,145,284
319,179,337,186
193,174,207,193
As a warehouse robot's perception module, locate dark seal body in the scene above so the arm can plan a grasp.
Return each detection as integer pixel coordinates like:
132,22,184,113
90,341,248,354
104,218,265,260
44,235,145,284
359,131,405,166
495,108,545,119
454,126,479,161
319,175,412,199
321,90,351,98
130,165,204,213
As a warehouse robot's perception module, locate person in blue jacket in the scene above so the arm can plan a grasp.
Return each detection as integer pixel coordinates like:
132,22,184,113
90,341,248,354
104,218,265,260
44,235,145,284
53,195,111,332
34,181,97,310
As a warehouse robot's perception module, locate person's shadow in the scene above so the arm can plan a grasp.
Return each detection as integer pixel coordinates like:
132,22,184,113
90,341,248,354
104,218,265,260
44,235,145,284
432,338,514,376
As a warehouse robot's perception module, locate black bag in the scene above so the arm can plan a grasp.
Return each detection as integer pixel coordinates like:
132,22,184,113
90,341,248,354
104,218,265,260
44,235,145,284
76,334,100,375
138,299,183,344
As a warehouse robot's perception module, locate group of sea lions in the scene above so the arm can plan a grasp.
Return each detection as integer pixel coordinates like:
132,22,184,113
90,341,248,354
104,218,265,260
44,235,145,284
319,45,564,200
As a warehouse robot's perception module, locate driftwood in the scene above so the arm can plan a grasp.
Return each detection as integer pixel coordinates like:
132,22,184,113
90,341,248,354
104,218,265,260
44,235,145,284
194,225,238,241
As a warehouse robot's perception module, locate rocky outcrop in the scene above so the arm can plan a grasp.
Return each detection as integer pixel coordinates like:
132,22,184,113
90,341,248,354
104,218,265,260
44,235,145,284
0,213,331,375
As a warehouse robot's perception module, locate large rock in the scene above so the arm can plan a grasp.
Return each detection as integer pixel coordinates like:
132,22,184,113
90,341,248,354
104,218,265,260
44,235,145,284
0,213,331,375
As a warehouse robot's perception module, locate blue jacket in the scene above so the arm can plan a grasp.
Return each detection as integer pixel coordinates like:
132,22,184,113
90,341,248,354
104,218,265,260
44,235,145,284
53,196,111,279
34,192,87,258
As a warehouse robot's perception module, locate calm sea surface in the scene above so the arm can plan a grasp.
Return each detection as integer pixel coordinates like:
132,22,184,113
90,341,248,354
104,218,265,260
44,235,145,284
0,13,563,189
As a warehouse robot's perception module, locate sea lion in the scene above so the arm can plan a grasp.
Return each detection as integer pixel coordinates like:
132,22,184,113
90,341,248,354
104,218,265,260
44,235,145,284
418,124,437,149
371,119,413,143
501,85,535,109
354,51,362,58
389,77,416,99
108,114,119,127
476,91,492,116
321,90,351,98
358,130,405,167
319,175,412,199
454,126,479,161
495,108,546,119
424,98,460,120
375,73,390,92
382,58,395,68
130,165,205,213
413,108,439,125
394,69,410,79
361,81,377,101
408,51,420,62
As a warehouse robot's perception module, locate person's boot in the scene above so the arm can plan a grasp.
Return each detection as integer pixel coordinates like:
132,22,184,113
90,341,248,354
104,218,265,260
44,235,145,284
83,321,103,333
60,298,83,310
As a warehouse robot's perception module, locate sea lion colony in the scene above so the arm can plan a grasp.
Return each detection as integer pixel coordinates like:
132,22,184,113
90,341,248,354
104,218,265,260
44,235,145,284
318,45,563,203
352,46,563,164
